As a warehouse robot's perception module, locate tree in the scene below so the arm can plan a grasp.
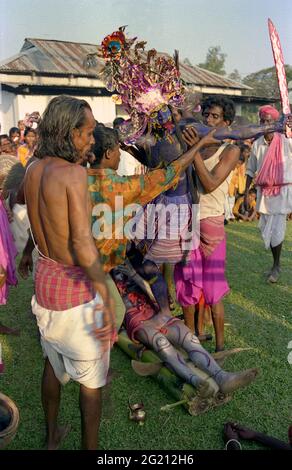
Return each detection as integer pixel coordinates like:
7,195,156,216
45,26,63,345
198,46,226,76
228,69,242,83
242,65,292,98
183,58,193,67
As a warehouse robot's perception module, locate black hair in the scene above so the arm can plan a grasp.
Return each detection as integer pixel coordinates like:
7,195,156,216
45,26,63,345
9,127,20,138
0,134,9,142
249,188,257,196
201,96,235,124
113,117,125,129
34,95,92,163
92,125,119,166
24,127,36,138
240,143,250,153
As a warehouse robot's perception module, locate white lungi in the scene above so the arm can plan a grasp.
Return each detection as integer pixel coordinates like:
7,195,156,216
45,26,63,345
32,295,110,389
258,214,287,249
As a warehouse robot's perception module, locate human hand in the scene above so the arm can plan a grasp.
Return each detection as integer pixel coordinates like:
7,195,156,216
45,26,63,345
232,423,257,440
118,262,137,279
92,297,117,352
223,422,240,443
182,126,200,147
198,128,221,147
18,253,33,279
285,114,292,138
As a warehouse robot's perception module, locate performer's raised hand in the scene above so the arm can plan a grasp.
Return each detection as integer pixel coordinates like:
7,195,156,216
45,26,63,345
182,126,200,147
285,114,292,134
182,127,219,148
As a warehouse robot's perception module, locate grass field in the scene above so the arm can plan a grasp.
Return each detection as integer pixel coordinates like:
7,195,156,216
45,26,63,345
1,221,292,450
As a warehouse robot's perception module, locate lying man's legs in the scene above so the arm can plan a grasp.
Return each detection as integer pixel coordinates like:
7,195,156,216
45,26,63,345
165,320,258,394
136,323,214,397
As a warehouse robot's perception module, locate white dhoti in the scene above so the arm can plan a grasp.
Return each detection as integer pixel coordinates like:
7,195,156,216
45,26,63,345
9,203,30,253
258,214,287,249
31,295,110,389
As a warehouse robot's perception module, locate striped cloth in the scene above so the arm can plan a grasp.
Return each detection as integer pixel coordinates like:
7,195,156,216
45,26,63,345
35,258,95,311
200,215,225,258
135,192,196,265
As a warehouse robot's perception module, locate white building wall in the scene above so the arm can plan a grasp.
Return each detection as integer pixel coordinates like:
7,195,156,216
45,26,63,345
0,89,17,133
0,91,116,133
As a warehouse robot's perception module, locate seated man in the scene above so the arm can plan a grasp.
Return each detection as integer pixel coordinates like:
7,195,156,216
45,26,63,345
233,189,257,222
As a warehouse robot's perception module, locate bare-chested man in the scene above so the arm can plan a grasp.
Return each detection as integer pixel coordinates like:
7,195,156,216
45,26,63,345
24,95,114,450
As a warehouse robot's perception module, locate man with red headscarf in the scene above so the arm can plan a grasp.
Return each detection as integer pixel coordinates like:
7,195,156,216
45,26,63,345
244,105,292,283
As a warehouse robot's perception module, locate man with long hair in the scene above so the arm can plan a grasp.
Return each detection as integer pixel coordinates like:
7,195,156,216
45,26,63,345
24,95,115,450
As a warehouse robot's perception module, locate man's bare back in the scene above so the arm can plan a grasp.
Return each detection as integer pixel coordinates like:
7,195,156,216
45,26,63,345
25,157,91,266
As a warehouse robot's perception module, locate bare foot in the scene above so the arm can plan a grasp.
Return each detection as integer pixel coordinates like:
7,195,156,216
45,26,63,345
46,425,71,450
197,380,215,398
0,325,20,336
267,268,280,283
219,368,259,395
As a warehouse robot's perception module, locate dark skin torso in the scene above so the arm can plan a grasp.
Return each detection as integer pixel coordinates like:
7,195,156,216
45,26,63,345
199,144,222,160
24,156,91,266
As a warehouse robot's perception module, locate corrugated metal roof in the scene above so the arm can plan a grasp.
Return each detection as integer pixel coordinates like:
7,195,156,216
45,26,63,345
0,39,101,77
179,62,247,89
0,38,249,90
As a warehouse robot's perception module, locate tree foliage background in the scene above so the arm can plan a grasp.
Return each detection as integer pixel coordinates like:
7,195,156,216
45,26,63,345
242,65,292,98
184,46,291,122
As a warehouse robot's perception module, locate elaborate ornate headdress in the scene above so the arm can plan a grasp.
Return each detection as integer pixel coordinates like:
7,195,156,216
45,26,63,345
86,26,185,143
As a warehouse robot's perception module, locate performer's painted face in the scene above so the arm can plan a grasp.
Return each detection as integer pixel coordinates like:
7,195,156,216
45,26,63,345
202,106,227,128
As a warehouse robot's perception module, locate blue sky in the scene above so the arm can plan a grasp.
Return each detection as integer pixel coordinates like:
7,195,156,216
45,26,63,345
0,0,291,77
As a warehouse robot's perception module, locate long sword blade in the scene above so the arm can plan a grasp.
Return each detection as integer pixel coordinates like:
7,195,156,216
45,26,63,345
268,18,291,137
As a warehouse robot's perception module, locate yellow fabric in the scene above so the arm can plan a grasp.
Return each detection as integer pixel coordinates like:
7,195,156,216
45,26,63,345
228,164,246,197
233,196,256,218
17,145,31,167
237,163,247,194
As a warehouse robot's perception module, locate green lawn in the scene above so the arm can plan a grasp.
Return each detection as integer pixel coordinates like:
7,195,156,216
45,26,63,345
1,221,292,450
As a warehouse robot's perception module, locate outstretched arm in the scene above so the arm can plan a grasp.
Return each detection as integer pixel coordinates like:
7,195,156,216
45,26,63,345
233,423,291,450
182,127,240,193
179,115,290,140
